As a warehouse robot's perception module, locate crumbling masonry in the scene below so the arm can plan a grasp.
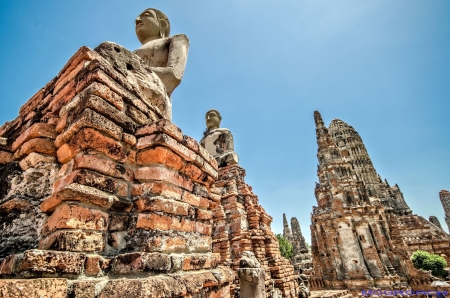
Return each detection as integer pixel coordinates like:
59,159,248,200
283,214,313,276
309,111,450,291
0,43,299,297
439,190,450,233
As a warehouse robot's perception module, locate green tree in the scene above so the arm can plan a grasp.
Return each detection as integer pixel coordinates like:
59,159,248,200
411,250,447,277
276,234,293,260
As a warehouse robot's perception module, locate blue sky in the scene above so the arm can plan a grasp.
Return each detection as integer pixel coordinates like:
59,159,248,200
1,1,449,242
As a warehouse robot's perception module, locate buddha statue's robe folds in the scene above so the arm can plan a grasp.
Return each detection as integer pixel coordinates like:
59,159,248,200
200,128,239,167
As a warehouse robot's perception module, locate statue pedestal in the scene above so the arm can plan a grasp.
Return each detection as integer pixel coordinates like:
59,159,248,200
238,268,266,298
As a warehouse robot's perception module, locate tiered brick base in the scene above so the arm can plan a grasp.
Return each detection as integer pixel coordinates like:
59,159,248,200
212,165,299,297
0,42,233,297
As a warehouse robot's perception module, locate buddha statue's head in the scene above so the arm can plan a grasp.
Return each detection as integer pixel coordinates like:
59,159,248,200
205,109,221,130
135,8,171,44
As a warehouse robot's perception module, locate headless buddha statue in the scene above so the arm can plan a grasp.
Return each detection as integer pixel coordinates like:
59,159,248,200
134,8,189,120
200,110,239,167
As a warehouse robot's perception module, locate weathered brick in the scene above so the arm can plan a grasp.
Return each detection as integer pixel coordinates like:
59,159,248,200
112,252,171,274
134,166,193,191
42,204,109,236
56,128,127,163
0,278,68,297
41,230,105,252
11,123,58,152
73,154,134,181
0,150,13,164
197,208,213,220
41,183,118,212
180,163,203,181
136,146,184,170
19,152,56,170
13,138,56,160
181,191,201,207
0,198,31,214
136,119,183,141
137,133,196,162
132,182,183,201
134,197,189,215
19,250,86,274
55,108,123,148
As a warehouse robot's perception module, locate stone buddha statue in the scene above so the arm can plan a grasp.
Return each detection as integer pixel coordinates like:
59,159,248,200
200,110,239,167
134,8,189,120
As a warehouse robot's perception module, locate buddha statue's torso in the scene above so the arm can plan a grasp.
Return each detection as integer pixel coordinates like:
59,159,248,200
134,37,170,67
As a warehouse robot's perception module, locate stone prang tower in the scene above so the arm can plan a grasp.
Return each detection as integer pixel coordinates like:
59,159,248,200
309,111,450,291
440,190,450,233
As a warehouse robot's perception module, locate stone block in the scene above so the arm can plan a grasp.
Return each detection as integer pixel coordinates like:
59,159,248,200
74,81,124,112
134,166,193,191
181,191,201,207
13,138,56,160
0,278,68,298
137,133,196,162
136,146,184,170
112,252,171,273
132,182,183,201
122,133,137,146
41,230,105,252
180,163,203,181
19,249,86,274
182,253,218,271
55,108,123,148
40,183,118,212
11,123,58,152
134,196,189,215
56,128,126,164
85,255,110,276
73,154,134,181
72,281,96,298
0,150,13,164
53,169,120,194
145,234,189,253
197,208,213,220
42,204,109,236
19,152,56,170
0,198,31,214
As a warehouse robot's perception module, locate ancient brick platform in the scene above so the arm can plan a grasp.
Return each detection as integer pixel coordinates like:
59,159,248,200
0,42,300,297
0,43,234,297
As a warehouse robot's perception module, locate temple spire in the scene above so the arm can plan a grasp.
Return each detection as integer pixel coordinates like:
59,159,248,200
283,213,293,243
291,217,308,254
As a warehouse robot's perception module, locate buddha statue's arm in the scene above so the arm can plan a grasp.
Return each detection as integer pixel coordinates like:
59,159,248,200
151,34,189,96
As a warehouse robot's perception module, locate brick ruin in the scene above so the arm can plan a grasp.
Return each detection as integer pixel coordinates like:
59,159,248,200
0,43,299,297
428,216,444,231
283,214,313,276
309,111,450,291
439,190,450,233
